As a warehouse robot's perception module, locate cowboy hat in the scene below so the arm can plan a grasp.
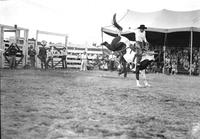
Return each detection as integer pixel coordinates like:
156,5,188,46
41,40,47,46
137,24,147,29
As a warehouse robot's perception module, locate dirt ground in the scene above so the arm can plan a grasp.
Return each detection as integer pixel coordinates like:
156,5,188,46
1,69,200,139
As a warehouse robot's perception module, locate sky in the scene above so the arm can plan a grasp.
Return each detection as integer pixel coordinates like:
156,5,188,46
0,0,200,45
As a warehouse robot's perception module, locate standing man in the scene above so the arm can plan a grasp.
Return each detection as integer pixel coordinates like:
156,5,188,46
108,52,116,71
28,45,36,68
46,46,54,69
80,50,88,71
38,40,47,69
61,47,67,69
132,24,149,71
4,39,20,69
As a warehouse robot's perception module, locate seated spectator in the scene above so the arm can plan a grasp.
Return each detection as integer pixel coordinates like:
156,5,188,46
171,62,177,75
183,59,190,71
151,62,158,73
164,57,171,75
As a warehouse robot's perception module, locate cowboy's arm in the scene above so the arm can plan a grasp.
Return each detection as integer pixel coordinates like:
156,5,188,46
144,31,148,43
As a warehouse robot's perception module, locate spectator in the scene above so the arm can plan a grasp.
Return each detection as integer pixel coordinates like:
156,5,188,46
164,56,171,74
28,45,36,68
151,62,158,73
38,40,47,69
108,52,116,71
61,47,67,69
100,58,109,70
46,46,54,69
80,50,88,71
190,62,196,74
171,62,177,75
4,39,20,69
183,59,190,71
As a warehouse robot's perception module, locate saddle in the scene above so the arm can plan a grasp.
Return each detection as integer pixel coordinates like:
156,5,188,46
129,42,151,56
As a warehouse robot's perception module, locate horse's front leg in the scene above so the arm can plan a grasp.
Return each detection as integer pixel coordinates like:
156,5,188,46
123,62,128,78
118,56,127,78
141,70,151,87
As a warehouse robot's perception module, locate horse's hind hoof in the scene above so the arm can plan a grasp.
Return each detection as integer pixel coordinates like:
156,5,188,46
145,84,151,87
136,84,143,88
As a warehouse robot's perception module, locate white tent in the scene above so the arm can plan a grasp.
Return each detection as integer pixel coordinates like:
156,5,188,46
102,9,200,34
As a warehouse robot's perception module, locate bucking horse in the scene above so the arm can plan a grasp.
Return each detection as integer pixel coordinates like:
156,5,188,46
101,14,156,87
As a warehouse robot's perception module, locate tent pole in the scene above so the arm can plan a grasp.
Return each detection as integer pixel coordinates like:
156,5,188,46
189,29,193,76
65,36,68,69
36,30,39,68
101,28,104,57
163,33,167,74
0,25,4,68
101,28,104,43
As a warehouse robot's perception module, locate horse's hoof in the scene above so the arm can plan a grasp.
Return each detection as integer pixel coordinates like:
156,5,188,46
145,83,151,87
131,68,136,72
136,84,142,87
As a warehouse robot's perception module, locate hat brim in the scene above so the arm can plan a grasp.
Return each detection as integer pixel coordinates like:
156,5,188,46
138,27,147,29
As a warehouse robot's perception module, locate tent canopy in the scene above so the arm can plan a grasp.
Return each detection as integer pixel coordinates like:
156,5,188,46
102,9,200,46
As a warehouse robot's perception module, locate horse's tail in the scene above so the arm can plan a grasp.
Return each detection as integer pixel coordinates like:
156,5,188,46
112,13,123,31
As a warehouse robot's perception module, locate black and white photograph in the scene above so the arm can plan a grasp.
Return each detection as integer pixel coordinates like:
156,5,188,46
0,0,200,138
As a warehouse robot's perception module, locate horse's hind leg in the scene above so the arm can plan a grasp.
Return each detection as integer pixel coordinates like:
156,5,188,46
141,70,151,87
118,56,127,78
136,66,142,87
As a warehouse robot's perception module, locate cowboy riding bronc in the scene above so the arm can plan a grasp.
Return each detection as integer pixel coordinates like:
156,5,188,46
132,24,149,71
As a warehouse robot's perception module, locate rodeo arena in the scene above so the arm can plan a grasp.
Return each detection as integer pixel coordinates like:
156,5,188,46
1,8,200,139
